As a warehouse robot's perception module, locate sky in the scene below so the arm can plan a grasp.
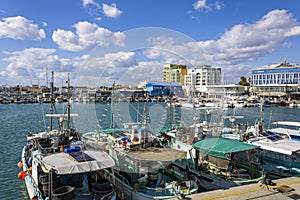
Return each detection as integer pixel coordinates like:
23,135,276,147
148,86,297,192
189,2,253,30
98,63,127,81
1,0,300,87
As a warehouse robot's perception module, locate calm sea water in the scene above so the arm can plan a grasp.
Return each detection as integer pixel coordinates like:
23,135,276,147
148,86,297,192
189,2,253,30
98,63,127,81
0,102,299,200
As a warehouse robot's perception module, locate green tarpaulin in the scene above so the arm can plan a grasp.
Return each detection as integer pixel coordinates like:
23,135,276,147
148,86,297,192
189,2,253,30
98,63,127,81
192,137,259,159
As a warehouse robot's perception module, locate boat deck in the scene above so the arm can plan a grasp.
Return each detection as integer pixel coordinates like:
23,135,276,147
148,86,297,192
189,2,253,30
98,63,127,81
174,176,300,200
269,127,300,137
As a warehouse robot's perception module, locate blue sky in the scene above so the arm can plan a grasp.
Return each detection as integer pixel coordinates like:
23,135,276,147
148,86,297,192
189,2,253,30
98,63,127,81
0,0,300,87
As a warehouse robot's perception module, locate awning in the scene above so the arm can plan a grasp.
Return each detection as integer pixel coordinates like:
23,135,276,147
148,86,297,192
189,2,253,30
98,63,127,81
41,150,115,174
193,137,259,159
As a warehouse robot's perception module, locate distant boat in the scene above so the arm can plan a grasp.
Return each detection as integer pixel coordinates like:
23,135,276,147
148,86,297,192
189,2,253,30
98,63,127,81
262,100,277,107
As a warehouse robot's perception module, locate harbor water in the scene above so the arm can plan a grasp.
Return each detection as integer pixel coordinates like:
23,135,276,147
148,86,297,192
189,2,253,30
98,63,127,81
0,102,299,200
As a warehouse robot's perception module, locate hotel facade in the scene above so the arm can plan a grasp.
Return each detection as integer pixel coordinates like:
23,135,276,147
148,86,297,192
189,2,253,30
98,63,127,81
250,59,300,99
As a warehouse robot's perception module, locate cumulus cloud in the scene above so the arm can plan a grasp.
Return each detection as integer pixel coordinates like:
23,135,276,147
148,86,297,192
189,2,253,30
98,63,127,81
194,0,210,10
140,10,300,83
193,0,223,11
1,48,75,85
82,0,100,8
209,9,300,65
102,3,122,18
3,10,300,86
74,51,139,86
0,16,45,40
52,21,125,51
215,1,224,10
144,10,300,67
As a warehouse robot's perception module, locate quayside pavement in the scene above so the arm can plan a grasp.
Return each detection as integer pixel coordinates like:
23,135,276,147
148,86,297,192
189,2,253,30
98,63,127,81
173,177,300,200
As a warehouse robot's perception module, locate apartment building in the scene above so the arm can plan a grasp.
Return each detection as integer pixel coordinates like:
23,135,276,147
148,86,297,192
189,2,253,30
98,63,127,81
162,64,187,86
184,65,222,95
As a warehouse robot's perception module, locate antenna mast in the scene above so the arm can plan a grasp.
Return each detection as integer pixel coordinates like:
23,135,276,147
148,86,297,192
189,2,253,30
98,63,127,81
50,71,54,131
67,73,71,138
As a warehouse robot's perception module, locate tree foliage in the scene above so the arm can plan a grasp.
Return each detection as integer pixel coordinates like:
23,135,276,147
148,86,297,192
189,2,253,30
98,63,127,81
238,76,250,86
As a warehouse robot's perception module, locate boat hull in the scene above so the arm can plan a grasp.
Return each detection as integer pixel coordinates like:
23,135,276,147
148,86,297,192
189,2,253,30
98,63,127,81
104,169,197,200
21,146,43,200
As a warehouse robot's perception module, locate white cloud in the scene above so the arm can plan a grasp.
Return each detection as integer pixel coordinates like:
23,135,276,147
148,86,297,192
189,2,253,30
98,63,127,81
211,9,300,65
52,21,125,51
3,10,300,86
145,9,300,68
1,48,75,85
94,17,102,21
0,16,45,40
42,21,48,27
102,3,122,18
82,0,100,8
138,10,300,83
215,1,224,10
73,51,169,86
193,0,210,11
74,51,138,86
193,0,223,11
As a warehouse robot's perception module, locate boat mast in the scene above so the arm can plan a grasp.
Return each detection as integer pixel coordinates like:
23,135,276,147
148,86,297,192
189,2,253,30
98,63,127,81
67,73,71,138
110,81,115,129
259,102,264,134
50,71,54,131
169,82,173,126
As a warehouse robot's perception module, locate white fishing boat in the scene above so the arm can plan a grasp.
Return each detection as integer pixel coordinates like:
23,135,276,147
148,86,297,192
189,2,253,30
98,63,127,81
268,121,300,141
18,73,116,200
246,130,300,178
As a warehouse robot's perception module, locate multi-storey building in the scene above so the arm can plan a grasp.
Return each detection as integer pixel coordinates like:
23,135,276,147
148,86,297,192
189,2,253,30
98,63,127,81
184,65,222,96
250,59,300,99
162,64,187,86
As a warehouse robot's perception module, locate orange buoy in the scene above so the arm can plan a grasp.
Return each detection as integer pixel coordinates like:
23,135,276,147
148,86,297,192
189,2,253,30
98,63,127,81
17,161,23,168
18,171,27,179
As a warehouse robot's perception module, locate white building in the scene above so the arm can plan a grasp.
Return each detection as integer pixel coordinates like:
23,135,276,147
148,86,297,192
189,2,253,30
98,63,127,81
250,58,300,98
184,65,222,96
206,84,246,99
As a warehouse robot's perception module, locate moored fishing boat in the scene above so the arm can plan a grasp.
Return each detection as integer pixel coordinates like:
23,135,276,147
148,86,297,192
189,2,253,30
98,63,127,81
173,137,264,191
267,121,300,141
83,113,198,199
103,145,198,200
18,74,117,200
248,131,300,177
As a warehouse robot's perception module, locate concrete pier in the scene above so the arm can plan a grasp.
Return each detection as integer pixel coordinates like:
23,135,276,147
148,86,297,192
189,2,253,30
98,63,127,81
176,177,300,200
